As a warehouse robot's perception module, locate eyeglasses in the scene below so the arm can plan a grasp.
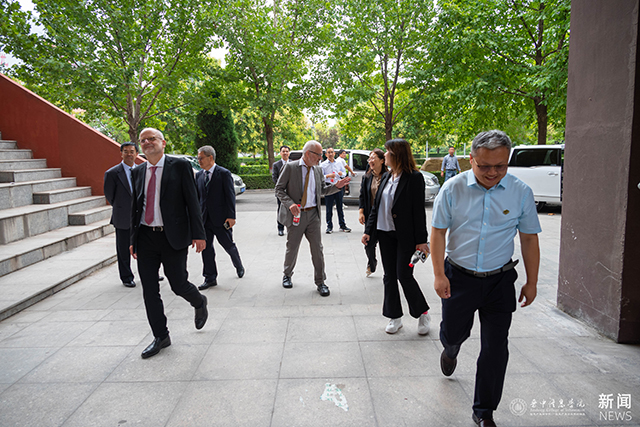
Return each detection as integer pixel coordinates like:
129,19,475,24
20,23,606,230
472,159,508,173
139,137,158,143
309,150,322,158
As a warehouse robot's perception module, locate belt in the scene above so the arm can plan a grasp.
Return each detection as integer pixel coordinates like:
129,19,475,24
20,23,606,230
300,206,316,212
448,258,519,278
141,225,164,232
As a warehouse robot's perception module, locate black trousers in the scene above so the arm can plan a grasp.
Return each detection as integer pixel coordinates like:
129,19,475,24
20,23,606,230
276,199,284,232
377,230,429,319
365,233,378,272
325,190,346,230
201,221,243,281
137,226,204,339
439,258,517,419
115,227,134,283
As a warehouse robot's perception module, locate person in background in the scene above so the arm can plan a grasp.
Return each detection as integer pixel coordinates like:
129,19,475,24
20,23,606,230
195,145,245,290
362,139,431,335
271,145,290,236
321,147,351,233
431,130,541,427
358,148,388,277
441,146,461,182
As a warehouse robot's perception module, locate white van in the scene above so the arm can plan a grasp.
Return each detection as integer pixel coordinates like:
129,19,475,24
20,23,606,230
507,144,564,210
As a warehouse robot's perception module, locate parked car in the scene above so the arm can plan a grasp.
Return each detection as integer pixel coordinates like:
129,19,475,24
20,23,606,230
419,170,441,202
507,144,563,210
168,154,246,196
288,149,439,202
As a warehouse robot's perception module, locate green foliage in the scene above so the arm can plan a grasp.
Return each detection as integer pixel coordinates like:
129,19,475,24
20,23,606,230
423,0,571,145
239,165,269,175
1,0,215,142
239,174,274,189
195,103,241,174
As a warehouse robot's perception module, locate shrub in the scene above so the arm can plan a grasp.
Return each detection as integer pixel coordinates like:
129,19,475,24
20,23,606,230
240,165,270,175
240,174,274,189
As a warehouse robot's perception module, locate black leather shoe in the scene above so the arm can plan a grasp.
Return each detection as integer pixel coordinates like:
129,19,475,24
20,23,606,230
141,335,171,359
237,266,245,278
278,229,284,236
440,350,457,376
198,279,217,290
159,275,165,281
195,295,208,330
317,283,330,297
282,275,293,289
472,413,496,427
122,280,136,288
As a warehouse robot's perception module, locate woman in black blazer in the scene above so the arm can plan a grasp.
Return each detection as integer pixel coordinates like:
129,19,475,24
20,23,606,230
362,139,431,335
358,149,388,277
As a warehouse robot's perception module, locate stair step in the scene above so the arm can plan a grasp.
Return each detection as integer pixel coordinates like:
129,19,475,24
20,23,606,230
0,159,47,171
33,186,92,204
0,168,62,183
0,219,114,277
0,149,32,160
0,196,106,244
0,178,78,210
68,205,112,225
0,141,17,149
0,235,117,322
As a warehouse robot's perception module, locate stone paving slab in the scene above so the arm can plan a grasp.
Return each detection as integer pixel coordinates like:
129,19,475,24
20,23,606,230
0,190,638,427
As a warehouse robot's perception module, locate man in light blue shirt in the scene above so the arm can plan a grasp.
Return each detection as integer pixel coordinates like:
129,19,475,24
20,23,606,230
431,130,541,427
321,147,351,233
441,146,461,181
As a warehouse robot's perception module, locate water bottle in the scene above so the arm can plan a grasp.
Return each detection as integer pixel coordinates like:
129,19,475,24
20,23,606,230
409,250,428,267
293,204,301,226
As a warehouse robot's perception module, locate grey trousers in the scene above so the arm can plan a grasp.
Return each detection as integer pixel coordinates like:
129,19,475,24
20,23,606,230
283,208,326,285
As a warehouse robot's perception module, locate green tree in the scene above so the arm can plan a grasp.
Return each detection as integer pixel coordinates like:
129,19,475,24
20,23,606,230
195,85,240,173
0,0,215,143
426,0,570,145
320,0,435,142
213,0,332,167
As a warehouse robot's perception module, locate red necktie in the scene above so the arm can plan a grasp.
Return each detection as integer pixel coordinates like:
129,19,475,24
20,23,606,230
145,166,157,224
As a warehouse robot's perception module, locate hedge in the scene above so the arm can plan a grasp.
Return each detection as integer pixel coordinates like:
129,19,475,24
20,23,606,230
239,164,270,175
240,174,274,189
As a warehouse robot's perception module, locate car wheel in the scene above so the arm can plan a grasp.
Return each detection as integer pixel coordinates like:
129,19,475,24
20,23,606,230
535,201,546,212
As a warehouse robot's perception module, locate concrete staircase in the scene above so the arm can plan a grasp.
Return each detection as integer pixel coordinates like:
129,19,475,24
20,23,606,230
0,131,117,321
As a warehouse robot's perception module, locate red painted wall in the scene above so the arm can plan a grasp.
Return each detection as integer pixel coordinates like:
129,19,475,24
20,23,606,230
0,73,142,196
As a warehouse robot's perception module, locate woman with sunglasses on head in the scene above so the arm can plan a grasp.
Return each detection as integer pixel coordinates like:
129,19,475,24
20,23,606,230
358,149,388,277
362,139,431,335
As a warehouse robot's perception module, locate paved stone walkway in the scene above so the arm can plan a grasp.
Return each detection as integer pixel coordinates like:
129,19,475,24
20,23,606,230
0,190,638,427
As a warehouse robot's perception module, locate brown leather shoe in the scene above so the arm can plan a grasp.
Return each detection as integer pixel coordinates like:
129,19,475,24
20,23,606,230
472,413,497,427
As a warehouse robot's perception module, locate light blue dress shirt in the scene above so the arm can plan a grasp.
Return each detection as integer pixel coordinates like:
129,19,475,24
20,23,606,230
432,170,542,272
122,161,133,191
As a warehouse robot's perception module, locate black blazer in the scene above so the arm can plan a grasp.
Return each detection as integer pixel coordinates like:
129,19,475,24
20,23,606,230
365,170,427,247
359,170,388,219
104,163,132,229
195,165,236,227
272,159,286,185
130,156,205,252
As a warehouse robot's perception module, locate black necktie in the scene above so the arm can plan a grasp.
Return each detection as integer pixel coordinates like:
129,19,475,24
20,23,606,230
205,170,211,187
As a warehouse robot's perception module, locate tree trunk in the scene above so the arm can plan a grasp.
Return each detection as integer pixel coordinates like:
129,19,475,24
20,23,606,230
385,114,393,142
534,98,548,145
263,117,275,167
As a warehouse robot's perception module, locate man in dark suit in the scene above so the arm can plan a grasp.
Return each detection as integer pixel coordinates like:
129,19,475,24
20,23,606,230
195,145,245,290
271,145,290,236
104,142,138,287
129,128,208,359
275,140,350,296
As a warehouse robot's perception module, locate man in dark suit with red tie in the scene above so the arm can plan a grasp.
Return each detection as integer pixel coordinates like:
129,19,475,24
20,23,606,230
129,127,209,359
195,145,245,290
104,142,138,288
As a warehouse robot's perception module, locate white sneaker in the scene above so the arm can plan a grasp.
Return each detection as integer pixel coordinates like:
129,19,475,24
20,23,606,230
385,318,403,334
418,312,431,335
